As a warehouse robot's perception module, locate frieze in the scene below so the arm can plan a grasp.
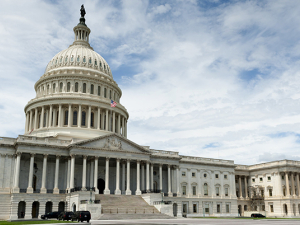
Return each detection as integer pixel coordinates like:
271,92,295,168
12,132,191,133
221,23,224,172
103,138,122,150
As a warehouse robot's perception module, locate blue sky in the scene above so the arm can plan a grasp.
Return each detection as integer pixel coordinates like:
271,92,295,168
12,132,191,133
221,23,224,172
1,0,300,165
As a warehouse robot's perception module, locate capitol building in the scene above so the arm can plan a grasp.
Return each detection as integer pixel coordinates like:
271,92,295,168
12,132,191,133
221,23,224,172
1,7,300,220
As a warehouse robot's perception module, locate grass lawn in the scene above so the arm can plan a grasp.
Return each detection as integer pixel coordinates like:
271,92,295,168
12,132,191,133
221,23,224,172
0,221,76,225
193,217,300,220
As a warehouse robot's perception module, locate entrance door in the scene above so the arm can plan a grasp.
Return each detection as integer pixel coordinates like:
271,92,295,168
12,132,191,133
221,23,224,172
18,201,26,218
32,201,39,218
98,178,105,194
173,203,177,217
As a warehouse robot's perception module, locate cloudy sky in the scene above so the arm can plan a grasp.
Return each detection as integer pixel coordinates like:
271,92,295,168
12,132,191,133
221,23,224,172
1,0,300,165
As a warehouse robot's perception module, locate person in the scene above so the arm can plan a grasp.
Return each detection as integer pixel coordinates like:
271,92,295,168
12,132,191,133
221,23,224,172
80,5,86,18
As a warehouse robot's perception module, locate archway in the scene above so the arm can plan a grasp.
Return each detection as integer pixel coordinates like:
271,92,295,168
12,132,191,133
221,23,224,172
32,201,39,218
18,201,26,218
238,205,242,216
72,204,76,212
45,201,52,214
283,204,288,215
173,203,177,217
98,178,105,194
58,202,65,212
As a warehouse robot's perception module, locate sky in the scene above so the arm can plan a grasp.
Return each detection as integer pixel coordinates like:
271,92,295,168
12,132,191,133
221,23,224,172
1,0,300,165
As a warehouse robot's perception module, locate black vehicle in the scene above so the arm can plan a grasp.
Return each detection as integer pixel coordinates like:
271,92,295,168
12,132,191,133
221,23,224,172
71,211,91,222
58,211,74,221
41,211,61,219
251,213,266,218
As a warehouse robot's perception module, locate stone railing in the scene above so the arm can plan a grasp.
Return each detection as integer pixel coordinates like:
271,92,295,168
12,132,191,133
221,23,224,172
0,137,16,145
17,135,71,146
242,160,300,171
180,155,234,165
235,165,249,170
151,149,179,157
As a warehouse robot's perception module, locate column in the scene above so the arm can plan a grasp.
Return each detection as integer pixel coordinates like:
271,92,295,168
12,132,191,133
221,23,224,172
90,161,94,188
13,153,21,193
291,173,296,197
187,168,191,197
70,155,75,189
168,165,172,196
136,160,141,195
29,110,33,131
105,109,109,131
26,154,34,193
117,115,121,134
122,161,126,194
58,104,62,127
285,172,290,197
25,112,29,133
122,117,125,136
115,158,121,195
48,105,53,127
40,154,48,193
34,108,38,129
244,176,248,199
94,157,99,193
104,157,110,194
126,159,131,195
141,162,145,191
113,112,115,132
146,161,150,192
97,107,100,130
150,163,154,191
81,155,87,191
53,155,60,194
66,157,70,191
101,111,105,130
125,120,127,138
53,108,57,127
40,106,44,128
45,109,49,127
177,167,181,196
78,104,82,127
87,105,91,128
197,169,201,197
159,164,163,192
68,104,72,127
238,176,242,198
297,173,300,197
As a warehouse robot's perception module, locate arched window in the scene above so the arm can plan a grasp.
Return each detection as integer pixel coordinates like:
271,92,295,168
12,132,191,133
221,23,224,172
75,82,78,92
60,82,63,92
65,56,68,62
100,62,102,67
95,60,97,65
67,82,70,92
77,56,80,62
91,112,94,127
55,59,57,65
109,90,112,99
90,84,94,94
60,57,62,63
83,56,86,63
114,93,116,101
47,85,49,94
104,88,107,98
71,55,74,62
204,183,208,196
64,110,68,125
56,111,59,126
38,114,41,128
83,83,86,93
43,113,46,127
104,64,106,69
73,111,78,126
53,83,56,93
81,111,86,126
89,58,92,64
98,86,101,96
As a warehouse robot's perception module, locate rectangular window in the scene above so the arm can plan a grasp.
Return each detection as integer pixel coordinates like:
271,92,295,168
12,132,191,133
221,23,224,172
205,207,209,213
98,86,100,96
104,88,107,98
216,187,220,196
252,178,255,182
269,189,272,197
217,204,221,213
183,204,187,213
282,175,284,180
260,177,263,182
215,174,219,178
268,176,271,181
224,174,227,179
270,205,274,212
182,172,186,177
261,190,264,197
182,186,186,196
226,204,230,213
192,172,195,177
225,187,229,196
262,205,265,211
193,186,196,196
193,204,197,213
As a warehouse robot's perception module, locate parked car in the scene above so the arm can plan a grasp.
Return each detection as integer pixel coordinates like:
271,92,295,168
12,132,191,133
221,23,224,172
71,211,91,222
58,211,74,221
41,211,62,219
251,213,266,218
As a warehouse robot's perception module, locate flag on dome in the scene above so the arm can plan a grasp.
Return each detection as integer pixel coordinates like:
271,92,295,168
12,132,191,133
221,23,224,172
111,100,117,107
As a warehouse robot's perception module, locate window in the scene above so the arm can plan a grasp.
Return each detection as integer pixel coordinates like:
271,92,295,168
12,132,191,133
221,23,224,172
193,186,196,195
252,178,255,182
83,56,86,63
53,83,56,93
90,84,94,94
43,113,46,127
60,57,62,63
55,59,57,65
65,56,68,62
224,174,227,179
182,186,186,195
225,187,229,196
261,190,264,197
67,82,70,92
260,177,263,182
205,207,209,213
204,173,207,178
192,172,195,177
98,86,101,96
64,110,68,125
114,93,116,101
216,187,220,196
268,176,271,181
75,82,78,92
59,82,63,92
104,64,106,69
104,88,107,98
71,55,74,62
110,90,112,99
193,204,197,213
100,62,102,67
283,188,286,196
183,204,187,213
262,205,265,211
47,85,49,94
182,172,186,177
89,58,91,64
244,205,247,211
73,111,78,126
81,111,86,126
215,174,219,179
83,83,86,93
269,189,272,197
204,183,208,196
91,112,94,127
77,56,80,62
270,205,274,212
226,204,230,213
95,60,97,65
56,111,59,126
217,204,221,213
282,175,284,180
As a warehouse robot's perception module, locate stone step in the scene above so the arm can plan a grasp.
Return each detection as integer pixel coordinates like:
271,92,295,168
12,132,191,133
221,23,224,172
98,213,172,220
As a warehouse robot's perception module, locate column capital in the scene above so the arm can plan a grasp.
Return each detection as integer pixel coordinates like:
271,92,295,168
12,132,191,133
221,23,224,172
94,156,99,160
30,153,35,157
70,154,76,158
43,154,48,158
168,164,171,168
16,152,22,156
106,157,110,161
82,155,88,159
127,159,130,162
56,155,61,159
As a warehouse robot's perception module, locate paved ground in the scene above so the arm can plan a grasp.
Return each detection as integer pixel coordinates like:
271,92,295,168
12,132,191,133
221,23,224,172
90,218,300,225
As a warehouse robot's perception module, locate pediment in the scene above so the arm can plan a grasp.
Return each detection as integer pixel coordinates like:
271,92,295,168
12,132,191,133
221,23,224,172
72,133,151,154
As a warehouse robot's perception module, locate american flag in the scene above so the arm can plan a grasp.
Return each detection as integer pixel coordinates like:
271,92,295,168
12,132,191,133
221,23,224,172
111,99,117,107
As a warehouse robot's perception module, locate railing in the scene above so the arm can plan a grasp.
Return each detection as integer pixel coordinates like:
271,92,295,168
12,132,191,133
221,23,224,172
20,189,26,193
70,187,95,193
101,208,157,214
47,189,53,193
163,193,168,196
34,189,40,193
59,190,66,194
141,189,162,194
0,137,16,144
151,149,179,156
17,135,72,146
180,155,234,165
80,200,100,204
153,201,172,205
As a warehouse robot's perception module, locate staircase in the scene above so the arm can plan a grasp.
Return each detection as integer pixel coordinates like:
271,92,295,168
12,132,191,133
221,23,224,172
95,195,172,220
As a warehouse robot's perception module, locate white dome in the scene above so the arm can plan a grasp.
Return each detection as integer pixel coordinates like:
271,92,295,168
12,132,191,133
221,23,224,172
44,44,112,77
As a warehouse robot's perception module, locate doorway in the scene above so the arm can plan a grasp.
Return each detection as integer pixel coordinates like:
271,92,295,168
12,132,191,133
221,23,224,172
32,201,39,218
98,178,105,194
18,201,26,218
45,202,52,214
173,203,177,217
72,204,76,212
58,202,65,212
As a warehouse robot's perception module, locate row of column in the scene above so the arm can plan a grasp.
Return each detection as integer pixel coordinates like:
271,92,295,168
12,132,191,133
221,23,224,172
284,172,300,197
236,175,249,199
24,104,127,137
